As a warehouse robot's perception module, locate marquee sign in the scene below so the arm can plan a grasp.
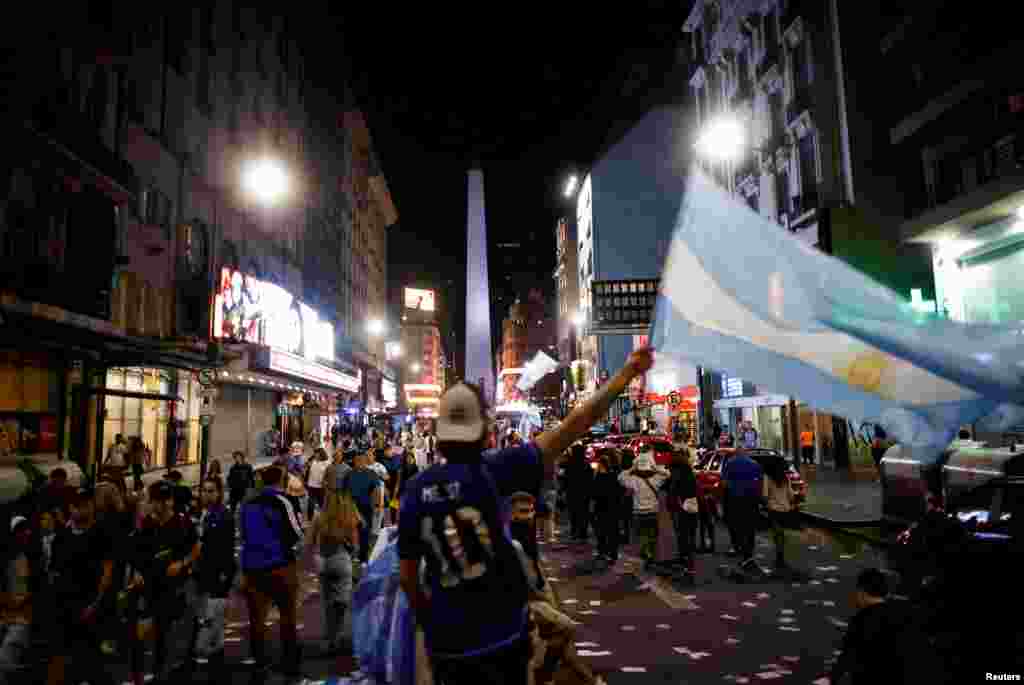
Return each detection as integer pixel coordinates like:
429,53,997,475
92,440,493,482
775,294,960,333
212,267,334,363
250,347,360,393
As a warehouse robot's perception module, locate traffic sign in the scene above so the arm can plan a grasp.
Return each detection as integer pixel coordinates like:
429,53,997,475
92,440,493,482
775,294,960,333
198,368,217,387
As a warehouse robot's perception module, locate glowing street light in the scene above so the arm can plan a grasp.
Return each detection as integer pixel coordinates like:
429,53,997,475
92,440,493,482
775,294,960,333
242,159,289,204
564,174,579,198
572,311,586,328
410,362,422,373
366,319,385,336
694,116,747,163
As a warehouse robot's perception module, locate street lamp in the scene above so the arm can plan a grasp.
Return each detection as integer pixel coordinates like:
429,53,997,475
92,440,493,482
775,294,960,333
564,174,579,198
242,158,289,204
410,362,422,373
694,115,748,163
572,311,586,328
367,319,385,336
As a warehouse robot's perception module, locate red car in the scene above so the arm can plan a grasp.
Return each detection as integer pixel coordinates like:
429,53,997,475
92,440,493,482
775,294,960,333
695,447,808,505
627,435,677,466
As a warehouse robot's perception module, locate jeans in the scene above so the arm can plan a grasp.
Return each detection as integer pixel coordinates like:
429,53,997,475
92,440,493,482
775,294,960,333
317,549,354,650
49,614,117,685
726,497,760,561
595,510,620,560
242,563,300,673
672,511,696,562
569,497,590,539
433,637,529,685
308,487,324,520
634,513,659,561
696,501,716,550
0,623,30,682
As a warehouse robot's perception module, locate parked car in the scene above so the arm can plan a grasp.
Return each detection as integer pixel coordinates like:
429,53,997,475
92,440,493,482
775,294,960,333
695,448,808,504
627,435,676,466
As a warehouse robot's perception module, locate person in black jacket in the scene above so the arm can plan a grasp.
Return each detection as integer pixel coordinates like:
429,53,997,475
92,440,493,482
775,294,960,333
566,444,593,542
590,450,624,566
665,449,698,579
227,451,256,513
184,477,236,679
829,568,927,685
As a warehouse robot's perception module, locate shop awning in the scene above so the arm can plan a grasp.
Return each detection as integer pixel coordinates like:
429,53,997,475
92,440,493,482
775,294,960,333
0,297,222,371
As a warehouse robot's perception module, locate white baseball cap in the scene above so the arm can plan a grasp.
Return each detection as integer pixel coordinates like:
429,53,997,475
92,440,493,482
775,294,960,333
10,515,29,534
436,383,486,443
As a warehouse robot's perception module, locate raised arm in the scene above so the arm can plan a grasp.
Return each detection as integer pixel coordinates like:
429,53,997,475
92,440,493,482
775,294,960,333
536,348,654,470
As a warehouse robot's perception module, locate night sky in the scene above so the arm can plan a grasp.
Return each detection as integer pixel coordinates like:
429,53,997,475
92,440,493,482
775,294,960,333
308,5,692,376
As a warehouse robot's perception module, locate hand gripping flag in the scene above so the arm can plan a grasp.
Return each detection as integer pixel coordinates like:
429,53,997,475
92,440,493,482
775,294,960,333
649,168,1024,461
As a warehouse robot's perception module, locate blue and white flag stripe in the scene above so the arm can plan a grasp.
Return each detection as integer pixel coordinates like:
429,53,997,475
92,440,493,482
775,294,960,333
650,168,1007,455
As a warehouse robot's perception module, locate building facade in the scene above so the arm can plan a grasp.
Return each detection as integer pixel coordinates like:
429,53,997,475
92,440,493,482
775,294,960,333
0,5,393,475
572,106,691,433
553,216,579,417
495,290,559,413
401,287,444,428
681,0,932,458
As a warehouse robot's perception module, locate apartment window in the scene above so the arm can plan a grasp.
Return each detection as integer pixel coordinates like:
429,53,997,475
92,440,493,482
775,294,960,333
797,133,818,208
770,90,784,138
764,11,778,52
776,170,790,219
792,40,812,92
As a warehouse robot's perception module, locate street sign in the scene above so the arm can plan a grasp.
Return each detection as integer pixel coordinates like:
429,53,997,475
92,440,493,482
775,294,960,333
198,368,217,387
589,279,659,334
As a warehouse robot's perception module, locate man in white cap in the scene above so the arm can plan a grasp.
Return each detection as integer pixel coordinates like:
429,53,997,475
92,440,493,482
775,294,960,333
397,347,654,685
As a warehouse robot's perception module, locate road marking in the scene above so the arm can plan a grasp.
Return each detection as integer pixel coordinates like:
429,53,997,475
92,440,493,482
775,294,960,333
576,642,600,647
656,624,672,629
741,602,757,608
621,667,647,673
778,617,795,624
621,625,636,631
725,638,741,645
579,650,613,657
780,609,794,615
721,614,739,621
817,565,839,572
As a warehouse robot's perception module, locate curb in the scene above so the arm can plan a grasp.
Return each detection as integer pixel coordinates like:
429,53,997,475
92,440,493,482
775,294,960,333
799,511,893,548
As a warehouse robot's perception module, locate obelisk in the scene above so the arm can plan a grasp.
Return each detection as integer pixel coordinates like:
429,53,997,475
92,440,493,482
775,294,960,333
465,167,495,404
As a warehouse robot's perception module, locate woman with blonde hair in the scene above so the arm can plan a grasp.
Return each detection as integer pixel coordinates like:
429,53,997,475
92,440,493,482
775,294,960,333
307,487,362,654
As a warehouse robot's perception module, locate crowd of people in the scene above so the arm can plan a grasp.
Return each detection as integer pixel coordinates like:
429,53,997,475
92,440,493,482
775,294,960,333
1,344,1010,684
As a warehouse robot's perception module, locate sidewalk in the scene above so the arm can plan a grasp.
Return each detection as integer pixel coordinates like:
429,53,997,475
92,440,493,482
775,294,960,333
0,452,279,491
798,464,882,526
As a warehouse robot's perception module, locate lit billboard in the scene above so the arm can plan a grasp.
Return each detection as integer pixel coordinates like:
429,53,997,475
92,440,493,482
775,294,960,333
404,288,436,312
213,267,334,363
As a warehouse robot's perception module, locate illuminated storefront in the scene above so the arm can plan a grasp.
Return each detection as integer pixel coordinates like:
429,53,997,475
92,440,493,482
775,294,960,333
210,267,360,457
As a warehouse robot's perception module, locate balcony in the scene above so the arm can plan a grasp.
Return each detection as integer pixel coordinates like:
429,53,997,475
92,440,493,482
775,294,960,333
29,101,138,203
790,188,820,219
901,130,1024,241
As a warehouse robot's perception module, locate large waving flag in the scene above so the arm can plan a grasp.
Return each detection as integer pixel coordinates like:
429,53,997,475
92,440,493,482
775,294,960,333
650,168,1022,459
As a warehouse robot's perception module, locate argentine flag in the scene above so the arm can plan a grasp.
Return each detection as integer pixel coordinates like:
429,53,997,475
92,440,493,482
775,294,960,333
650,168,1024,460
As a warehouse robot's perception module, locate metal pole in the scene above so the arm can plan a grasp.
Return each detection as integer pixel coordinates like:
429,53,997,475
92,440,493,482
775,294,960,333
200,421,209,482
246,387,252,458
56,356,67,461
92,366,107,486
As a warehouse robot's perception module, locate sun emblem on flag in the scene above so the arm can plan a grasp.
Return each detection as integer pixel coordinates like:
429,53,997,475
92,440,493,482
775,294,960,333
839,351,892,396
